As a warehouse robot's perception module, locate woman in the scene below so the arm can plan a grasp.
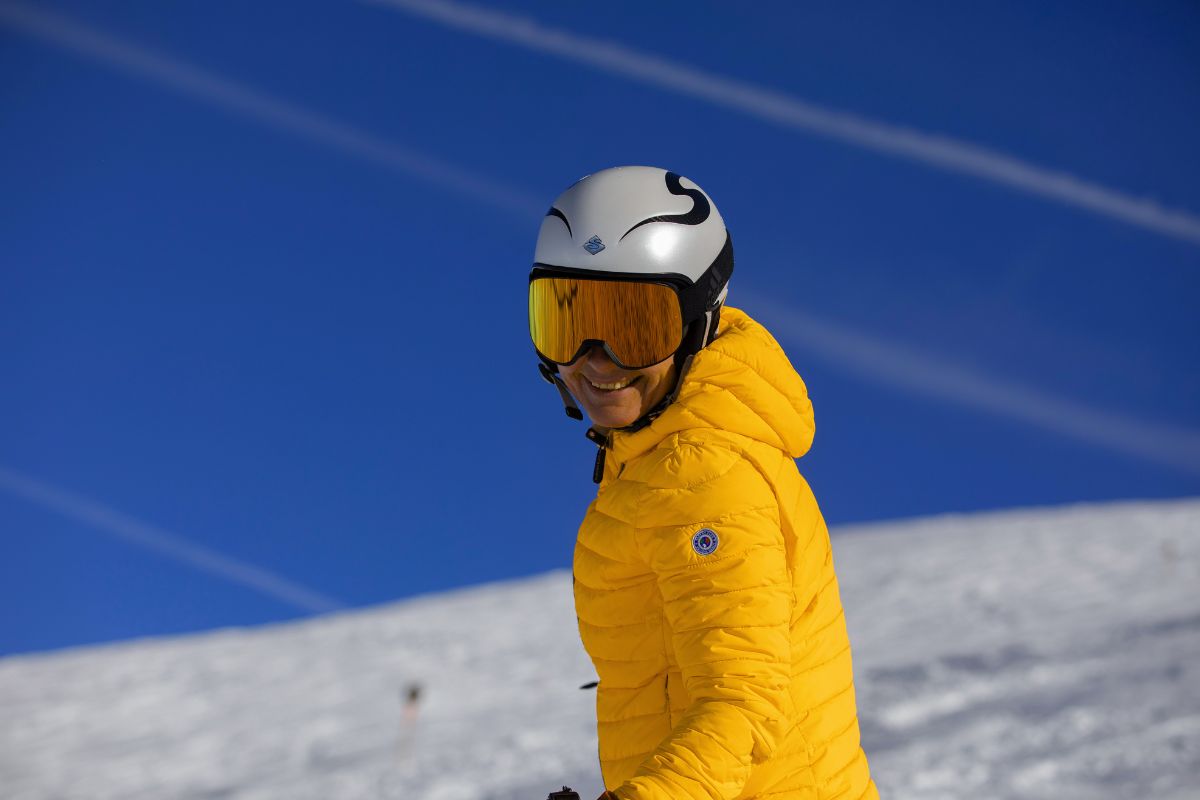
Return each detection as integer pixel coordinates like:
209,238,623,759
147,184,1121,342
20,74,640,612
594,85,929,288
530,167,877,800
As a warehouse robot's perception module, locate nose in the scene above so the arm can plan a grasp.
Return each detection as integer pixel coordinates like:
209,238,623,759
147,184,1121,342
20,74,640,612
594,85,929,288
579,343,618,368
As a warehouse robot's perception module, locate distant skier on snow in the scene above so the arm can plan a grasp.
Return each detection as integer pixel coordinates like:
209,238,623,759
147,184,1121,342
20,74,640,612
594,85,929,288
528,167,877,799
392,681,423,763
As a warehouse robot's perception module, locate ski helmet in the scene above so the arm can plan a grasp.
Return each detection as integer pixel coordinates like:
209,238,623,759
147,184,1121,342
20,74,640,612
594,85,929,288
529,166,734,425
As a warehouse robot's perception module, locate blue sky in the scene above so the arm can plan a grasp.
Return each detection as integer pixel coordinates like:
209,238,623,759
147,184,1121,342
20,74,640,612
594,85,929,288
2,0,1198,655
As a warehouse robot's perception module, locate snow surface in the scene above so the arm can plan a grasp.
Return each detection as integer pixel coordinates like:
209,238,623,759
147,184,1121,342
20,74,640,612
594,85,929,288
1,499,1198,800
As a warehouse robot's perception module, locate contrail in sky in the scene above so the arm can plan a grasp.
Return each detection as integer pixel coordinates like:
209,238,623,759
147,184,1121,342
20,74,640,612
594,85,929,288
742,292,1200,477
365,0,1200,247
0,1,543,218
3,2,1196,475
0,465,348,614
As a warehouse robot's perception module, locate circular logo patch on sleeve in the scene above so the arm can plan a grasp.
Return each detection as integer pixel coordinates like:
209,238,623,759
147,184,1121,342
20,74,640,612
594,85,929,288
691,528,720,556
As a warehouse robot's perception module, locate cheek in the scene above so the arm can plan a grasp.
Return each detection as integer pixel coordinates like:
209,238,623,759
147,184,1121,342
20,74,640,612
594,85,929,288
642,364,675,402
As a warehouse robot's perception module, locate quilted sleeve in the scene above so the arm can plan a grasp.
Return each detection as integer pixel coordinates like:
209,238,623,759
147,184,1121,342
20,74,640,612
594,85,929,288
614,459,793,800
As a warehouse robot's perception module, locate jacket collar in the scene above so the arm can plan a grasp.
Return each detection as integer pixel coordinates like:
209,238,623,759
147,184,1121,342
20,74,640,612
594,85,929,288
606,306,815,470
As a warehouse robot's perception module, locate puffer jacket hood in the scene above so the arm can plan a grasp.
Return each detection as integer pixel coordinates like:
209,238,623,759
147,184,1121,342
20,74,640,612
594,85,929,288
608,306,815,469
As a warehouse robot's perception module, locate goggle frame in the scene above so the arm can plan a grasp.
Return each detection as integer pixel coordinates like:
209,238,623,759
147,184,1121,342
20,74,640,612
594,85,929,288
529,264,703,371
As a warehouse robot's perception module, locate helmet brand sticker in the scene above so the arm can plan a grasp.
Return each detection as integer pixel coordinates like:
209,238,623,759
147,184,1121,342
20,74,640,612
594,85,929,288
583,235,606,254
691,528,719,556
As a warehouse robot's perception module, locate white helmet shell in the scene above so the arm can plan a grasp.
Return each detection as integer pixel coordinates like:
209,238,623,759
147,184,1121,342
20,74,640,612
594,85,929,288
535,166,728,283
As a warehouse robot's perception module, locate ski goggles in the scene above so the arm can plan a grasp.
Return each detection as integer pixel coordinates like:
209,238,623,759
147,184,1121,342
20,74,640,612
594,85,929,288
529,269,688,370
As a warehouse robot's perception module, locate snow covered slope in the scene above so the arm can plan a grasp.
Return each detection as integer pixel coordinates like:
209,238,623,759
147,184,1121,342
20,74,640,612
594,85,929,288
2,499,1197,800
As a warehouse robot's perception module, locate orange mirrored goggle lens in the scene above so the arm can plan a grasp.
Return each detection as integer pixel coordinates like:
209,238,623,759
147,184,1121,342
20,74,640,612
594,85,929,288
529,277,684,369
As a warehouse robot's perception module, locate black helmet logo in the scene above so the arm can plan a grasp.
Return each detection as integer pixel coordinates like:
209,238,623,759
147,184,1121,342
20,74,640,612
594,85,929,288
619,172,711,241
583,235,606,255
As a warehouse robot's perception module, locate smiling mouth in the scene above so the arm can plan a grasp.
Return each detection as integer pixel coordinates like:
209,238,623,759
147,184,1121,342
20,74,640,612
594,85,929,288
588,375,641,392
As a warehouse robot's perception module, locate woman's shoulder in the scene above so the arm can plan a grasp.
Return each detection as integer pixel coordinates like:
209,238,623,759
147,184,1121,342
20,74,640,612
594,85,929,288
617,432,777,521
627,431,741,487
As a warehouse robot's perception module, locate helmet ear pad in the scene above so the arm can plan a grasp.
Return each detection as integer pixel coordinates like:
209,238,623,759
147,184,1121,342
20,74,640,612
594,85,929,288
675,304,721,368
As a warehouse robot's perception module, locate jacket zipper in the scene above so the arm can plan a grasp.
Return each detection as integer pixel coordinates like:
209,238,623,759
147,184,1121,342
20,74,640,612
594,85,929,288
585,428,610,484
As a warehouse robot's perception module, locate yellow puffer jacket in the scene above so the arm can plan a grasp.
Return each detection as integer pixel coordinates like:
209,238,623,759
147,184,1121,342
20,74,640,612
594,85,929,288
573,306,876,800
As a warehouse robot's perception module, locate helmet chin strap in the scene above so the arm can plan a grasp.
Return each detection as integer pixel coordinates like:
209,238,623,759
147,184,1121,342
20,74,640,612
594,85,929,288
536,303,722,429
622,304,721,434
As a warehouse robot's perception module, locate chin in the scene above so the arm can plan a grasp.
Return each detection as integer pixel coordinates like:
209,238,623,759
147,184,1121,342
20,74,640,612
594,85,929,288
589,407,640,429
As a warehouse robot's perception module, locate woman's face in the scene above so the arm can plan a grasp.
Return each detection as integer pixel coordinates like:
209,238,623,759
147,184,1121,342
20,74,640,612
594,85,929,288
559,346,677,429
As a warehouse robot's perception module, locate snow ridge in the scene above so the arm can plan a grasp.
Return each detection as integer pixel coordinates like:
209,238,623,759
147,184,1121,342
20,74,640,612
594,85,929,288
1,499,1197,799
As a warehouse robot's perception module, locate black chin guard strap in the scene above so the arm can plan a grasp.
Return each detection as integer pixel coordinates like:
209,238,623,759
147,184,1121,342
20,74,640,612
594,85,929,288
538,360,583,420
